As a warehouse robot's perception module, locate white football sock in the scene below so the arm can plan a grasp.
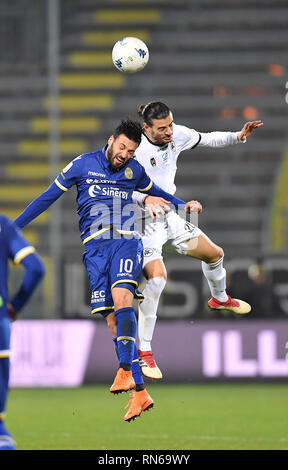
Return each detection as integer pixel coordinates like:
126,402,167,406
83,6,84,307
201,256,228,302
138,277,166,351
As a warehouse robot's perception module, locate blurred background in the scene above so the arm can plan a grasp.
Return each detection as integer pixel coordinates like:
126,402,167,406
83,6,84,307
1,0,288,385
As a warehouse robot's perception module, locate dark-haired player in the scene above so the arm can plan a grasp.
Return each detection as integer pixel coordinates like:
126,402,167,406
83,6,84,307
132,101,263,380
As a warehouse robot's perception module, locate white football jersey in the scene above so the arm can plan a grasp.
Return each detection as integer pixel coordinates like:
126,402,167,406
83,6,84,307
134,124,201,195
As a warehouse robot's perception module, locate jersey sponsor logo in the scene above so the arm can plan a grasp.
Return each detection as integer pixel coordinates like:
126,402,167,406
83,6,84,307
124,167,133,179
86,178,117,184
143,247,161,257
117,272,133,278
88,184,129,200
91,290,105,303
143,248,154,257
102,187,129,199
150,157,156,167
88,185,101,197
88,171,106,178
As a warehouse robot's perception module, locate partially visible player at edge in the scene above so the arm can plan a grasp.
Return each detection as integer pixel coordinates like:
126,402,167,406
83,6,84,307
14,119,198,422
0,215,45,450
132,101,263,380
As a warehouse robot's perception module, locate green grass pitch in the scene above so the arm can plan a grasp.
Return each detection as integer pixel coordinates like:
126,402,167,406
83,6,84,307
5,383,288,450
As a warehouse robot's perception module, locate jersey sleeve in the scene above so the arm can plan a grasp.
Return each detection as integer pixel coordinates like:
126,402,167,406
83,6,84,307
135,164,153,193
173,124,201,152
198,131,240,147
54,155,83,191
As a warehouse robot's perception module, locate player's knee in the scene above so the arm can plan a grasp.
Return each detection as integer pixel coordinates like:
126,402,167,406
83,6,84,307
145,276,167,300
113,289,134,311
172,238,198,256
207,246,224,264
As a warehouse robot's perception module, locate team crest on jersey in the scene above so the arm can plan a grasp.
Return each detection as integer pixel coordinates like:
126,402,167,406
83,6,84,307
125,167,133,179
150,157,156,167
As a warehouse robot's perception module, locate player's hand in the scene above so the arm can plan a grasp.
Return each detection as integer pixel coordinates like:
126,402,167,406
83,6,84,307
185,200,202,213
238,120,263,141
7,302,17,322
143,196,171,219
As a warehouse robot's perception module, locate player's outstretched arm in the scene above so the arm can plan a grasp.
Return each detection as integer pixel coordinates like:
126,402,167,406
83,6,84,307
196,120,263,148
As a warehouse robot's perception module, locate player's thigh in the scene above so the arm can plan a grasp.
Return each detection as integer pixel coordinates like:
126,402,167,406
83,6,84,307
186,232,223,263
141,219,167,272
167,210,201,242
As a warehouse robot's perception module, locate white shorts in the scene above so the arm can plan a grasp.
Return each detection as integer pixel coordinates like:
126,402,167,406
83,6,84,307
141,210,202,268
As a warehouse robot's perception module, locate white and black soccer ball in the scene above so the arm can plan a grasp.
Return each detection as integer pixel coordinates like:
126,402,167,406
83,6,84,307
112,37,149,73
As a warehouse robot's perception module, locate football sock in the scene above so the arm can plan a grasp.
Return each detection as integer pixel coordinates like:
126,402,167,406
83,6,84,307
132,344,144,388
115,307,137,369
201,256,229,302
113,338,144,387
113,337,120,360
138,277,166,351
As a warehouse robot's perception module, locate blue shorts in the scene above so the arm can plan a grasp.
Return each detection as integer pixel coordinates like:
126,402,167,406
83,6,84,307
83,237,144,316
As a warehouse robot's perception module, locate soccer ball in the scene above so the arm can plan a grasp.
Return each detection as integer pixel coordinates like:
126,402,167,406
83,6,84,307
112,37,149,73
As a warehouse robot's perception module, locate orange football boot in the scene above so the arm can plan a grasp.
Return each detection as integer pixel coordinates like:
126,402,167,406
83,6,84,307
110,368,135,394
124,389,154,422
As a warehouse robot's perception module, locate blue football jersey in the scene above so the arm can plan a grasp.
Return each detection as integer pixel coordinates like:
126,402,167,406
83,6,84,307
0,215,35,318
54,146,153,244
